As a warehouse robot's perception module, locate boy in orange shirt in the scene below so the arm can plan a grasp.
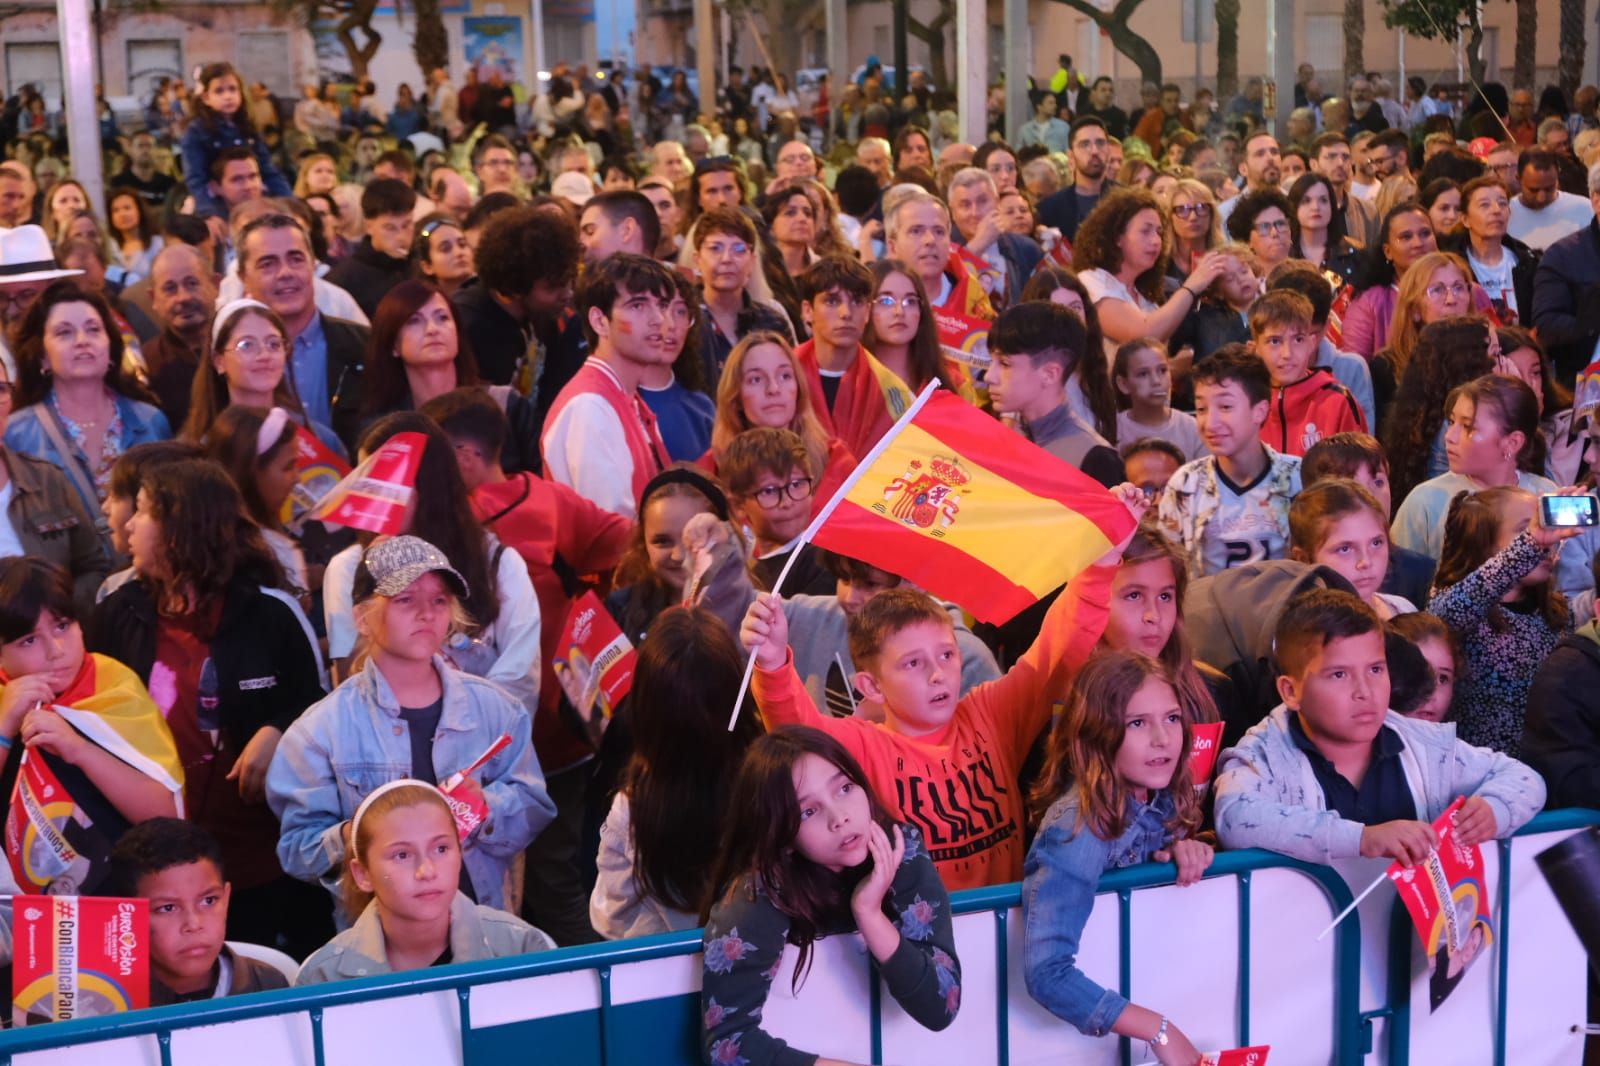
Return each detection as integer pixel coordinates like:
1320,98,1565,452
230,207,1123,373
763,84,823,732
739,485,1145,890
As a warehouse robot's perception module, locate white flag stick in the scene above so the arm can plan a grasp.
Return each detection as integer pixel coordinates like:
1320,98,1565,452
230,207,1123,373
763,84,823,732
1316,869,1392,941
727,381,943,731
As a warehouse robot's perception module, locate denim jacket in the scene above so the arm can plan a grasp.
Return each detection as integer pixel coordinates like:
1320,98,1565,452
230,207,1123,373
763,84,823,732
265,656,556,913
1022,789,1180,1036
178,115,293,219
5,397,171,516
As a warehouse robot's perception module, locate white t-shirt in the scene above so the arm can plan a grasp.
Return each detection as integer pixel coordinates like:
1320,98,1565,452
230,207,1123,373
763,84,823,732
1466,246,1519,318
1201,464,1289,576
1078,268,1157,364
1507,191,1594,251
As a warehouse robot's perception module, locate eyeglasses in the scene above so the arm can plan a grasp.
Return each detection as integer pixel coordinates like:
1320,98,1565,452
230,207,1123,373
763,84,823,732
226,336,287,358
751,475,813,508
702,240,751,258
1252,219,1291,235
1425,281,1470,301
1171,203,1212,219
874,294,921,311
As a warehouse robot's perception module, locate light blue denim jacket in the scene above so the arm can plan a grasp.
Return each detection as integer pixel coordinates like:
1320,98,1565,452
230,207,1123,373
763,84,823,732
5,396,171,515
265,656,555,913
1022,789,1180,1037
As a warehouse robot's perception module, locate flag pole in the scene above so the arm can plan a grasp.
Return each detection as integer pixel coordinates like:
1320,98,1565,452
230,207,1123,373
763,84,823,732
1316,870,1392,941
727,381,944,731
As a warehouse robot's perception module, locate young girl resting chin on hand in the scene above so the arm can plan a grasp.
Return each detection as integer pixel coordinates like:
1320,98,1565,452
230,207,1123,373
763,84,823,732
699,726,961,1066
296,779,554,984
1023,649,1213,1066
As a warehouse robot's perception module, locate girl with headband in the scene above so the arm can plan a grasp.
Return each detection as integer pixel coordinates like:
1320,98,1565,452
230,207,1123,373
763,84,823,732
296,778,554,984
201,405,311,599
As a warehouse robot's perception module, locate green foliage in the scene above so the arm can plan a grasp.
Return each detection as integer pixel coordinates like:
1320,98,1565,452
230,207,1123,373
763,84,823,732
1378,0,1474,42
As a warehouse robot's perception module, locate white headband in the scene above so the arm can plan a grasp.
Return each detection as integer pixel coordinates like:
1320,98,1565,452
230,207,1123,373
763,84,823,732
349,778,449,850
211,297,273,348
256,406,292,457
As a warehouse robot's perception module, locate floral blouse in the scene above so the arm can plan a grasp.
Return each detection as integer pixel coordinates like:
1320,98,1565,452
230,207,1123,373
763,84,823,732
699,823,961,1065
47,391,125,501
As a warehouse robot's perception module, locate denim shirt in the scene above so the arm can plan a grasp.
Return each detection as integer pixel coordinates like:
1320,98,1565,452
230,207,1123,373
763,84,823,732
265,656,556,914
1022,789,1179,1036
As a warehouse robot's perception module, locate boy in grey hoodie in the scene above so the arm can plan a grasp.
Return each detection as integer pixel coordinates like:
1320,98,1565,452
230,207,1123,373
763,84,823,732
1215,588,1545,865
783,550,1000,718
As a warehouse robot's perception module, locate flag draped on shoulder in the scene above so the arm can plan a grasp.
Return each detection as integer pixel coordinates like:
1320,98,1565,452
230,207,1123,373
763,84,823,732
805,384,1135,624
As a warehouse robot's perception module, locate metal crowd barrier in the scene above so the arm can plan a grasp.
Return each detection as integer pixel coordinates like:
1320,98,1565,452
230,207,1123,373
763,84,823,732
0,809,1592,1066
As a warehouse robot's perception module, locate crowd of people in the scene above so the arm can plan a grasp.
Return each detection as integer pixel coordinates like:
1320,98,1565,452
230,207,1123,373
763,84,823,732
1,49,1600,1064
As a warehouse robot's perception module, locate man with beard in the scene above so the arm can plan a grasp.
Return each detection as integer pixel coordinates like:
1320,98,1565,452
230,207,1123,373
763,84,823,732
1347,76,1390,135
141,244,217,427
541,254,674,516
1311,131,1379,248
1220,130,1284,228
1037,117,1110,241
110,131,178,210
238,213,368,451
1075,76,1129,140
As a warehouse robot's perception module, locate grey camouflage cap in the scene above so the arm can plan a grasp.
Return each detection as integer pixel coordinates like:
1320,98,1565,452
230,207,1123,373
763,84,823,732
362,535,470,599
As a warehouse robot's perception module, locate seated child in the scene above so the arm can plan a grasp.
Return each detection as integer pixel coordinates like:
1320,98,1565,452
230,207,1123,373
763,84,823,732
297,779,554,983
1113,338,1206,461
784,550,1000,719
109,818,289,1004
0,558,182,894
1121,438,1186,498
1024,650,1213,1065
1289,479,1416,618
1156,345,1303,578
987,300,1123,487
1214,588,1546,865
1249,289,1365,456
700,727,960,1062
1301,431,1435,606
740,485,1146,889
722,426,835,597
1387,612,1460,723
267,536,554,916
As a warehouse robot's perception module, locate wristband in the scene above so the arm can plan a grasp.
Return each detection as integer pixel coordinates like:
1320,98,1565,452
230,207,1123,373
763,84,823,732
0,734,14,751
1180,285,1199,302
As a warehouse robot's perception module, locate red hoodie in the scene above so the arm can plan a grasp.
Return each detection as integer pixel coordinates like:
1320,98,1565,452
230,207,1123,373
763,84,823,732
1261,368,1366,457
471,472,633,771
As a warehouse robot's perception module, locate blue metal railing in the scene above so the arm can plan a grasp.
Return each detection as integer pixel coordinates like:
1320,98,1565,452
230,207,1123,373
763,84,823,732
2,809,1591,1064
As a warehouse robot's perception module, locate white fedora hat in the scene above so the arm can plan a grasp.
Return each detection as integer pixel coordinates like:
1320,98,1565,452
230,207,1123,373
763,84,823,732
0,225,83,286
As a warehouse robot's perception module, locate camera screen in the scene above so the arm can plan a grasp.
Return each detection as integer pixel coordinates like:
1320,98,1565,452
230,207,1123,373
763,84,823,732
1545,495,1598,526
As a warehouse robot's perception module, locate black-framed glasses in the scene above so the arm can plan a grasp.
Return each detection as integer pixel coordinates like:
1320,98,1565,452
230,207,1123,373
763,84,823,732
1171,203,1212,219
751,475,813,508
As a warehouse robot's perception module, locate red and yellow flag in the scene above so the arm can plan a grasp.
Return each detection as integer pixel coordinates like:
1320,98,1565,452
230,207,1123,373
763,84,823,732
308,431,426,535
802,385,1135,623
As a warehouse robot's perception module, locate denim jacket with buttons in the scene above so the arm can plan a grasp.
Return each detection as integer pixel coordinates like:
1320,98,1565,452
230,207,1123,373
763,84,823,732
266,656,555,914
1022,789,1180,1036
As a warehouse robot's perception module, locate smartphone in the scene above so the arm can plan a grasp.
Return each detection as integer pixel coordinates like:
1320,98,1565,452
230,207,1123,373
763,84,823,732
1540,494,1600,528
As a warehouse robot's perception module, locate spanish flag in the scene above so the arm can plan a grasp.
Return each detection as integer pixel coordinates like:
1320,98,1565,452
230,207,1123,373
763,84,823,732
795,383,1136,624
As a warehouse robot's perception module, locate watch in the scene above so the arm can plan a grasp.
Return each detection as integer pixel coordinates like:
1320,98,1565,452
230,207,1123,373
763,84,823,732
1151,1016,1171,1047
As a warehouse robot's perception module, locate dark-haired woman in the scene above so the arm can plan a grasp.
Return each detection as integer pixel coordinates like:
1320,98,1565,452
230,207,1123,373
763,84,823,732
1287,172,1360,285
591,608,763,938
88,457,331,957
362,280,539,474
4,281,170,531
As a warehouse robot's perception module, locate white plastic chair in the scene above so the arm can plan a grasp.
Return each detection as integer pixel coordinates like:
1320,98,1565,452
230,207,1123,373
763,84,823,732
226,940,301,985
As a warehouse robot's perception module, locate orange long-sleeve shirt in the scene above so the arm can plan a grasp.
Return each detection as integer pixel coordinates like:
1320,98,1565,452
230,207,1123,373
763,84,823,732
752,565,1114,890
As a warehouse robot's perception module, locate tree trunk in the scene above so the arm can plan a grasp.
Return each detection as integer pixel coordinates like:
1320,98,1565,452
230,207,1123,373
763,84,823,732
1044,0,1161,87
1513,0,1537,89
1215,0,1239,101
412,0,449,78
1465,13,1485,87
1559,0,1585,97
1342,0,1364,86
336,0,382,79
906,0,954,92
